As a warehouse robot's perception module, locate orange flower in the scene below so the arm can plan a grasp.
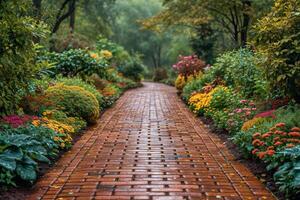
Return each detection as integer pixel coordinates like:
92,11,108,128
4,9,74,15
252,149,259,155
262,133,271,138
288,132,300,137
274,141,283,146
266,150,275,156
286,143,295,148
253,132,261,138
275,123,285,128
269,127,277,132
291,127,300,132
273,137,280,142
267,146,274,150
257,152,266,159
287,138,300,143
252,139,262,146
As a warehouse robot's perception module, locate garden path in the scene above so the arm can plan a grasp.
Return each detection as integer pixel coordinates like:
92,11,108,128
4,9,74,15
26,82,275,200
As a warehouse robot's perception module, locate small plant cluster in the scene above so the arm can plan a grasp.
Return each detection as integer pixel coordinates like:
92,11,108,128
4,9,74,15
0,33,142,188
173,46,299,197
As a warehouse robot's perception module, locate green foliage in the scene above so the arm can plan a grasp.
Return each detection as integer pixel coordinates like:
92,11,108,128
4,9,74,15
0,125,59,186
211,49,267,98
252,0,300,102
0,1,48,115
45,84,100,124
182,74,213,102
274,146,300,197
153,68,168,82
56,77,104,110
42,49,108,79
118,55,144,82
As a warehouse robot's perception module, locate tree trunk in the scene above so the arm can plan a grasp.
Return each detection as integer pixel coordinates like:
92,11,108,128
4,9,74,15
241,0,252,47
69,0,76,34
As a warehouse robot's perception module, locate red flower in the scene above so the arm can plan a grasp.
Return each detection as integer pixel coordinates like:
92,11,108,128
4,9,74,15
286,143,295,148
257,152,266,159
262,133,271,138
252,139,262,146
275,123,286,128
274,141,283,146
253,132,261,138
266,150,275,156
288,132,300,137
252,149,259,155
291,127,300,132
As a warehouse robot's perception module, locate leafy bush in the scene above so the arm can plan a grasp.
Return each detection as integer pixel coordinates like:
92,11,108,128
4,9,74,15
274,146,300,197
211,49,266,97
153,68,168,82
172,55,206,77
42,109,86,133
45,84,100,123
41,49,107,79
252,0,300,102
119,55,144,82
56,77,103,110
0,1,47,114
100,84,122,108
181,74,210,101
0,125,59,186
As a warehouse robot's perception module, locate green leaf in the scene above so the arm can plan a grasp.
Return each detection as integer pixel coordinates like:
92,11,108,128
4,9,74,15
1,148,23,160
16,163,37,182
0,155,16,170
32,153,50,164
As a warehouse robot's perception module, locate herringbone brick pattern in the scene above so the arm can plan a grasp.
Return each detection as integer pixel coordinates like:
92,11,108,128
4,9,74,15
26,83,275,200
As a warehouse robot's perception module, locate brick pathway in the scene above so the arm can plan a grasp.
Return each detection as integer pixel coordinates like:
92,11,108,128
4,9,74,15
27,83,275,200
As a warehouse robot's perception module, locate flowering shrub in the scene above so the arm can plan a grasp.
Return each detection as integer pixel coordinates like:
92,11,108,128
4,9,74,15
172,55,206,77
175,75,186,91
251,124,300,161
32,117,73,149
1,115,38,128
241,117,268,131
99,84,122,108
42,109,86,132
100,50,113,59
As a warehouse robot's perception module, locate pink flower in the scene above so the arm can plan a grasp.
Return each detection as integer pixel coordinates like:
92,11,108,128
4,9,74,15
240,100,248,104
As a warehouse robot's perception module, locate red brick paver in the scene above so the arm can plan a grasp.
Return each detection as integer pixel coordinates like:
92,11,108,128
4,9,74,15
26,83,276,200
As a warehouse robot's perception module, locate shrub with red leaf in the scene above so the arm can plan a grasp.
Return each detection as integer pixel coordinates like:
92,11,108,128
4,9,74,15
172,55,206,77
1,115,38,128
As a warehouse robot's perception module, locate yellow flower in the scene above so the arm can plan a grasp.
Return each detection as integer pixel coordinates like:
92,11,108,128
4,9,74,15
32,120,40,126
100,50,112,59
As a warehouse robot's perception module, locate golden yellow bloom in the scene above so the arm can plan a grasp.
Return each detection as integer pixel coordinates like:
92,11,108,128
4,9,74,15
100,50,113,59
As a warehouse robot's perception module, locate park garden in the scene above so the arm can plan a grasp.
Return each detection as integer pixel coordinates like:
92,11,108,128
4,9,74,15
0,0,299,199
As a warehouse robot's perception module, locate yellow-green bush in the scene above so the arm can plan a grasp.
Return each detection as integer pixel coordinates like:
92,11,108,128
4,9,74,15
45,84,99,123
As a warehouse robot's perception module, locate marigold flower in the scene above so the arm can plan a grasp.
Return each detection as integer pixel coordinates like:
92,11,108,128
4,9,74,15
252,139,262,146
288,132,300,137
252,149,259,155
253,132,261,138
286,143,295,148
257,152,266,159
262,133,271,138
274,141,283,146
291,127,300,132
266,150,275,156
273,137,280,142
267,146,274,150
275,123,285,128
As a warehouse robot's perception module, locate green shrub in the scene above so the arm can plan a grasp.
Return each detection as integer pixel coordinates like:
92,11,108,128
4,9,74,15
41,49,108,79
45,84,100,123
211,49,267,98
252,0,300,102
118,55,144,82
56,77,104,110
182,74,212,102
0,1,47,115
0,125,59,186
153,68,168,82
